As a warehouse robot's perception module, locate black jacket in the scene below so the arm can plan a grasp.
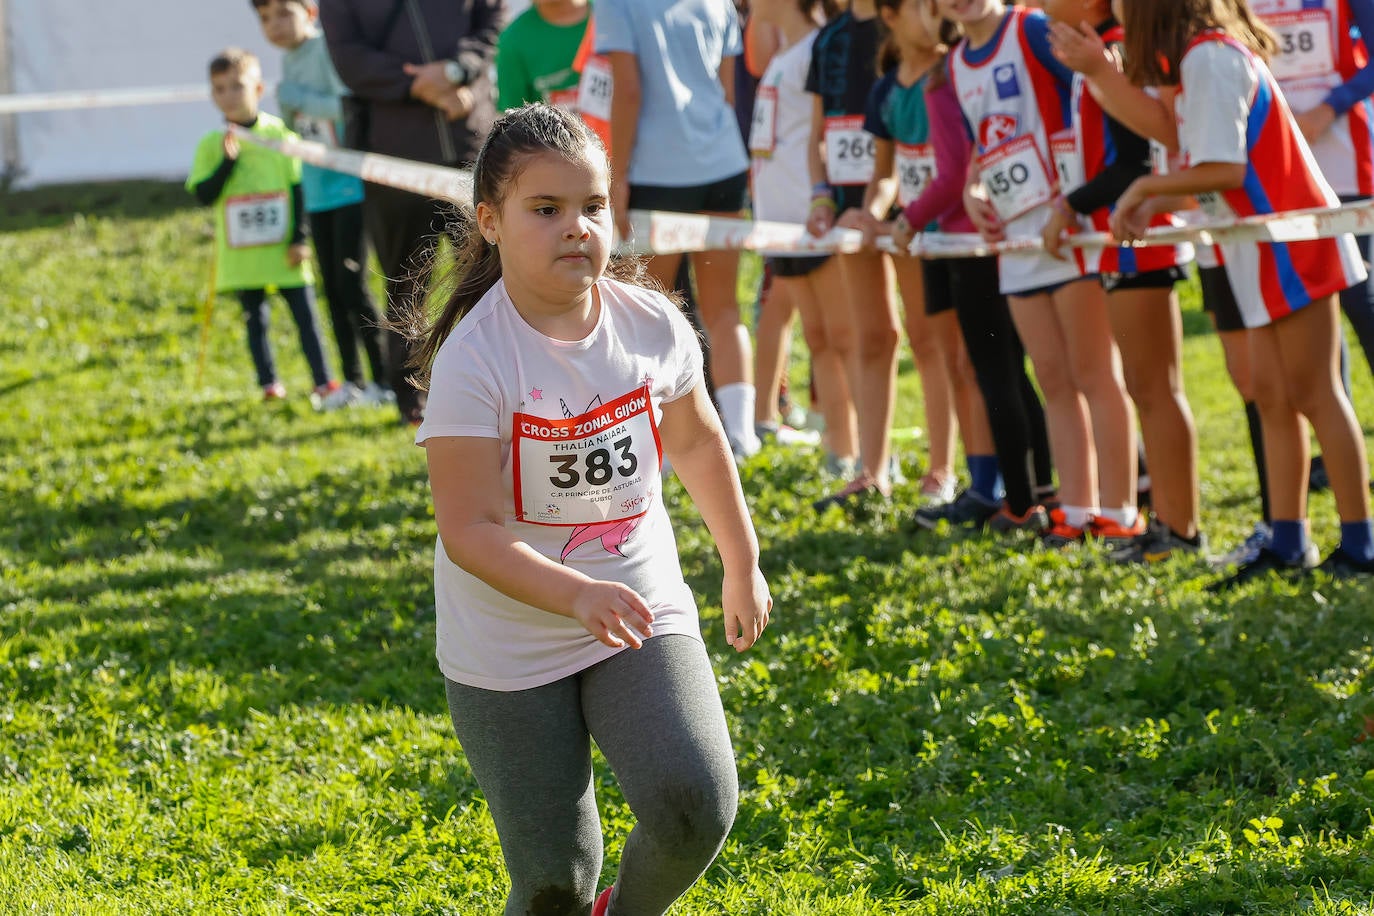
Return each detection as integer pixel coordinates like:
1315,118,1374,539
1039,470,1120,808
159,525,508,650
321,0,503,165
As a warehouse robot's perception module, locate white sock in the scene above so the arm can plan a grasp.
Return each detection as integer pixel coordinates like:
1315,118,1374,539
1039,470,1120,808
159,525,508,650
1063,505,1095,529
715,383,756,447
1098,506,1138,527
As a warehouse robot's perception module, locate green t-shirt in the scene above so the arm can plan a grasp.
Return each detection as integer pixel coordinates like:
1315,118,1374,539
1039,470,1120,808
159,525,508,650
186,112,313,292
495,6,591,110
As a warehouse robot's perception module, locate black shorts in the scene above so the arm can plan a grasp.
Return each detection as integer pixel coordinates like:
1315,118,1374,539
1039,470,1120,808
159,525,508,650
919,258,958,316
629,170,749,214
1199,264,1245,332
768,255,830,278
831,184,868,214
1101,264,1189,293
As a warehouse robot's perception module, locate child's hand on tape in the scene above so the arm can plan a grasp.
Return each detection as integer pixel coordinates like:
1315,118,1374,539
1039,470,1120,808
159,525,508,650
222,130,239,161
572,580,654,649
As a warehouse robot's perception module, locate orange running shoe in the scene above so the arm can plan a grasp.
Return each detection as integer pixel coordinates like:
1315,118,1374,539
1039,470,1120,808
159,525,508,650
1088,514,1147,549
1040,507,1085,548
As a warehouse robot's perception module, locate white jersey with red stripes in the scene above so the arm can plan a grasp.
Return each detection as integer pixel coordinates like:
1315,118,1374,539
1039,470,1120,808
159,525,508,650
1178,32,1365,327
949,6,1083,294
1252,0,1374,196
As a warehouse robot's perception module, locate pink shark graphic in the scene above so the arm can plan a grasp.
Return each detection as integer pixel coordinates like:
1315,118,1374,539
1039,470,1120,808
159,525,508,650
561,517,642,562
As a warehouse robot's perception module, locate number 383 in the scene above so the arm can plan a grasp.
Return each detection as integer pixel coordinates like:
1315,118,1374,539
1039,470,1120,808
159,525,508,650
548,435,638,488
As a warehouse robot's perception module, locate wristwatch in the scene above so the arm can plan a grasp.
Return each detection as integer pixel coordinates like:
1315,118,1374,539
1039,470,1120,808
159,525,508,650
443,59,467,86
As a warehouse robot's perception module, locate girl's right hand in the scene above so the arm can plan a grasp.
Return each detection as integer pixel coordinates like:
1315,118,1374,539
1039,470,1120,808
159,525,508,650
1109,178,1153,242
964,182,1005,242
806,199,835,238
571,579,654,649
221,130,239,161
890,213,915,253
722,565,771,652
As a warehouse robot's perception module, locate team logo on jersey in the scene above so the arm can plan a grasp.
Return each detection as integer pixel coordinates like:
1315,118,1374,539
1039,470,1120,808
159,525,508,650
1301,0,1325,9
979,113,1020,149
993,63,1021,99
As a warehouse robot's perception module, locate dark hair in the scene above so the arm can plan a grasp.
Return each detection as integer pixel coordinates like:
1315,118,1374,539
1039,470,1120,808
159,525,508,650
208,47,260,78
1122,0,1277,87
874,0,960,77
404,104,657,387
250,0,312,9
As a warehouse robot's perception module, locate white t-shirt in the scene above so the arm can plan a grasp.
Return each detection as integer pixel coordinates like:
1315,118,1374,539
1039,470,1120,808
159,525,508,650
416,277,706,691
750,29,819,255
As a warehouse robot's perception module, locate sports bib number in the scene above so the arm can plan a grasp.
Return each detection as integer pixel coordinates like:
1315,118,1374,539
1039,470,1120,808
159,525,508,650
513,386,660,526
894,142,936,207
750,86,778,157
1264,10,1335,82
577,56,614,123
225,193,289,248
1049,130,1083,194
978,133,1054,222
825,115,875,186
293,114,338,147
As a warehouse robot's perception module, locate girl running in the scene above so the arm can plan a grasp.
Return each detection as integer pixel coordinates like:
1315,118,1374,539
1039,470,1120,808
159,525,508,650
411,104,771,915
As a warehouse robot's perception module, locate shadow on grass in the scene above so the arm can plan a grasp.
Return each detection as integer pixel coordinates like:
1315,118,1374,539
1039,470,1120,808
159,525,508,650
0,180,194,232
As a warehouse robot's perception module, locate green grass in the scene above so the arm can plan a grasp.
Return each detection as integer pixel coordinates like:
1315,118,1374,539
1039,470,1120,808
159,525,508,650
2,181,1373,914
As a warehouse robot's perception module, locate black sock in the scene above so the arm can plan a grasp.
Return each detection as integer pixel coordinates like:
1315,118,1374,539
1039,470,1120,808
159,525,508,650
1244,400,1271,523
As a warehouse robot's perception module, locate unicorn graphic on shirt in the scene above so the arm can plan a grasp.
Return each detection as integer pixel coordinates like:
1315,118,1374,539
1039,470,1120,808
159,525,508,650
557,392,646,562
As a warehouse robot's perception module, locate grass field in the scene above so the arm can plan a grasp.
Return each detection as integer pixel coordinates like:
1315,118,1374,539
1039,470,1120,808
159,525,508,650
1,181,1372,915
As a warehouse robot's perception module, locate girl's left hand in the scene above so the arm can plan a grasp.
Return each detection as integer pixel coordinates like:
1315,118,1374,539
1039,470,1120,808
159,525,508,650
836,207,879,248
287,243,311,267
722,565,771,652
1294,104,1336,144
1110,179,1153,242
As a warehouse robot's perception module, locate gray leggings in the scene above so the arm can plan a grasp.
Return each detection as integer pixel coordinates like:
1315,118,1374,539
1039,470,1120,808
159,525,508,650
444,635,738,916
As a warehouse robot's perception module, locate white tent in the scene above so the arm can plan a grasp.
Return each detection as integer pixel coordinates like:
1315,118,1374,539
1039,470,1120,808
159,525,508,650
0,0,283,188
0,0,532,189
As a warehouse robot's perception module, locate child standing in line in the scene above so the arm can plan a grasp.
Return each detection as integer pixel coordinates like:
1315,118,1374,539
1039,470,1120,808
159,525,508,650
942,0,1139,548
806,0,905,509
748,0,857,463
1112,0,1374,585
846,0,999,509
496,0,593,112
411,105,771,915
187,47,344,409
891,0,1058,534
1041,0,1204,562
254,0,392,408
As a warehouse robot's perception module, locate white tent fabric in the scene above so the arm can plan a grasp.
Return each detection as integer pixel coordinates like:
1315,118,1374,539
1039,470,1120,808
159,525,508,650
2,0,283,188
0,0,533,188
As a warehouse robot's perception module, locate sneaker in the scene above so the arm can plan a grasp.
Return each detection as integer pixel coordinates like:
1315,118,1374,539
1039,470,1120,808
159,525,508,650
729,434,763,464
592,887,614,916
1088,514,1148,549
1207,545,1317,592
1317,545,1374,579
824,452,858,480
262,381,287,401
311,380,359,412
886,454,908,488
1209,522,1271,569
919,473,958,506
360,382,397,406
1040,508,1086,548
1108,520,1205,564
756,422,822,447
813,477,888,512
912,488,999,530
987,503,1049,533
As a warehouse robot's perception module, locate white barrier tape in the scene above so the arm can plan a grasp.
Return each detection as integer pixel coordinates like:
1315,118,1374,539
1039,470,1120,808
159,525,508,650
233,128,1374,259
233,128,473,204
0,85,210,115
